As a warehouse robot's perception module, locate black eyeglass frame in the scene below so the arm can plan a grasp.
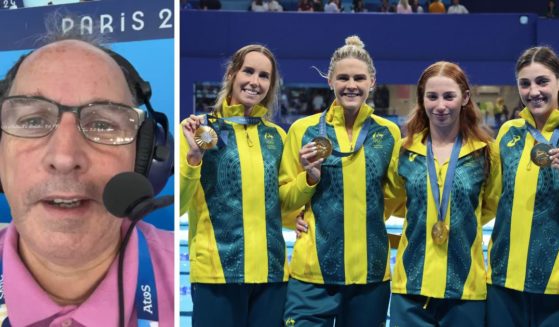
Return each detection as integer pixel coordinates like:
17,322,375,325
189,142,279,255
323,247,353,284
0,95,146,145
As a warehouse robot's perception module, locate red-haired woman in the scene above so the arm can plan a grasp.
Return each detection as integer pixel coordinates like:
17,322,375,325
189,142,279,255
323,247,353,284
384,61,500,326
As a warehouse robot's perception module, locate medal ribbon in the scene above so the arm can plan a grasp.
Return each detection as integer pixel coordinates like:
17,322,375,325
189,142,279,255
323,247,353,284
203,114,262,147
207,114,262,125
525,124,559,147
318,109,371,157
426,135,462,223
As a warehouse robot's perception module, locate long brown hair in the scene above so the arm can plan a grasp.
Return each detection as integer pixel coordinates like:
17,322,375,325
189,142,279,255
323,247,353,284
405,61,493,174
516,46,559,78
214,44,281,119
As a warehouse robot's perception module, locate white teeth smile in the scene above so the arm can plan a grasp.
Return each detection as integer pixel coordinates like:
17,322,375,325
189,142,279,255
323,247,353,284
49,199,82,208
243,89,260,96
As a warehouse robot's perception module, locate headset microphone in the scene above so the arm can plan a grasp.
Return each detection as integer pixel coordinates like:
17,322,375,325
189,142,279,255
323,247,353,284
102,171,173,327
103,172,173,220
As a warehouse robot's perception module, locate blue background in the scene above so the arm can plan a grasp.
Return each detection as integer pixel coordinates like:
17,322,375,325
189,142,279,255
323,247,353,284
0,0,174,230
181,10,559,120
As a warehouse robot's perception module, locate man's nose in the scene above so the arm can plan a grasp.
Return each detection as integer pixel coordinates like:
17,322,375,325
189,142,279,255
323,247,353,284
41,113,89,175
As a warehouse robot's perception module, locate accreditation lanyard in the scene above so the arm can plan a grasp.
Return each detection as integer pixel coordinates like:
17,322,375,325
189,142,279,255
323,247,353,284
204,114,262,146
525,124,559,147
0,228,159,327
426,135,463,223
318,109,372,157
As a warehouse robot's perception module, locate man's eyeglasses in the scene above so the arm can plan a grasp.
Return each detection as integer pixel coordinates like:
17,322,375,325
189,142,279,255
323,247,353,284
0,96,145,145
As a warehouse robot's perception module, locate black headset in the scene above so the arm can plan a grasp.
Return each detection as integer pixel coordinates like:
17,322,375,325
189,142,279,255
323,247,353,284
103,49,174,327
0,46,174,195
104,48,174,195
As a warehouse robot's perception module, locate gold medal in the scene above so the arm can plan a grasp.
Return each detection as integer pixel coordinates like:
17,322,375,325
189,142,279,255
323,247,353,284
194,125,218,150
530,143,552,167
431,221,449,245
311,136,333,160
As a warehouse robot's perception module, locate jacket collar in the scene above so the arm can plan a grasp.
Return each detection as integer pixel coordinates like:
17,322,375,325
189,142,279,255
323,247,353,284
520,107,559,132
217,99,268,118
324,101,374,127
404,129,487,158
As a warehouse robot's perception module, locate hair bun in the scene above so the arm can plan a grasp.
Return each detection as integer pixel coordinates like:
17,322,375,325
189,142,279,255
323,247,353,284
345,35,364,48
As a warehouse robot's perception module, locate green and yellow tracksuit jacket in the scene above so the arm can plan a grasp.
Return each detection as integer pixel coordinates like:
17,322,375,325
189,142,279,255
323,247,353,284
385,132,500,299
180,101,289,283
488,108,559,294
279,102,401,285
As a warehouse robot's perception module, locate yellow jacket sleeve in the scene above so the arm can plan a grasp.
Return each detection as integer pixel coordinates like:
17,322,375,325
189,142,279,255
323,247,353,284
481,141,502,225
179,119,202,216
384,139,407,219
264,122,300,230
281,209,300,230
278,119,317,214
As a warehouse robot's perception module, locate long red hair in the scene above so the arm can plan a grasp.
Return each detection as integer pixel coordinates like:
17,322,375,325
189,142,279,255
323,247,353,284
404,61,493,174
405,61,492,146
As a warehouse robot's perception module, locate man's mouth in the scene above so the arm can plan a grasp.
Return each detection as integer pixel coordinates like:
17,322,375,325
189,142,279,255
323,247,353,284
44,198,84,209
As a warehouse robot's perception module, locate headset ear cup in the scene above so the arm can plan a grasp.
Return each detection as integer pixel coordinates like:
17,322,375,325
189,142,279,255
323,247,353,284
148,124,174,195
134,119,155,177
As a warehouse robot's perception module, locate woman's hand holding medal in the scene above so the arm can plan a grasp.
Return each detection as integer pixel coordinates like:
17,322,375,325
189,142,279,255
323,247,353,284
299,141,326,186
548,147,559,169
182,114,208,166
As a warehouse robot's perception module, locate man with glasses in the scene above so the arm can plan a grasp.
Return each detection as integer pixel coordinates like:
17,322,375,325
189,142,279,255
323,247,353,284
0,37,173,325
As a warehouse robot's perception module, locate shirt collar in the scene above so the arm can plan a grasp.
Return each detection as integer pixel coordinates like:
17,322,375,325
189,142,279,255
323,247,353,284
3,224,60,326
4,221,139,327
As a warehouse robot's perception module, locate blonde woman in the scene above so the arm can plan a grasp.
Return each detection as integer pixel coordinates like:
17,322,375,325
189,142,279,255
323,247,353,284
280,35,400,326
